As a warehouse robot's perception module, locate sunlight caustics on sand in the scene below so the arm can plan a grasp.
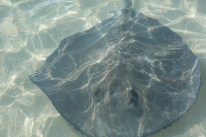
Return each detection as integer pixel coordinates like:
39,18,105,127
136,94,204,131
0,0,206,137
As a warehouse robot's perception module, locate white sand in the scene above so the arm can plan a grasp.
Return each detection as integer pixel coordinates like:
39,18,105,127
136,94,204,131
0,0,205,137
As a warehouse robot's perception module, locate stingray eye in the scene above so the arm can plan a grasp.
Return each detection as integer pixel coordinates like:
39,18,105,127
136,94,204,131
129,89,139,107
93,88,105,102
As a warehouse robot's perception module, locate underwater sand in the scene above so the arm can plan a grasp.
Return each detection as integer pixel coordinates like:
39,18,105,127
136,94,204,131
0,0,205,137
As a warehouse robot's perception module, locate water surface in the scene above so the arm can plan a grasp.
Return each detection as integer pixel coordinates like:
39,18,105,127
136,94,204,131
0,0,205,137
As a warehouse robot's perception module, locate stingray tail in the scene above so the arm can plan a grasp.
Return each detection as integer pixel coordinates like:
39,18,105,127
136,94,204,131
124,0,133,8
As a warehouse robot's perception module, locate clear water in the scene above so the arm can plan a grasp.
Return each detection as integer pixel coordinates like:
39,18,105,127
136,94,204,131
0,0,205,137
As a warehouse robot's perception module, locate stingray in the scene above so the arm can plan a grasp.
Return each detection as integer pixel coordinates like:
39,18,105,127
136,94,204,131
30,0,201,137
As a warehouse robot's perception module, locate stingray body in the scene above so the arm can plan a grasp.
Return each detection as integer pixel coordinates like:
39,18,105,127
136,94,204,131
30,1,201,137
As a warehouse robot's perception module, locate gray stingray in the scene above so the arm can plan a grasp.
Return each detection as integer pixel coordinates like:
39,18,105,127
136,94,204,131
30,0,201,137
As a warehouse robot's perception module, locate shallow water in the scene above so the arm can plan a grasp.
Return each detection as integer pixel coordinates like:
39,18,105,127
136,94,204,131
0,0,205,137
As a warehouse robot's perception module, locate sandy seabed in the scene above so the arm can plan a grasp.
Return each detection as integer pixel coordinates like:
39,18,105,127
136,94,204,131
0,0,206,137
